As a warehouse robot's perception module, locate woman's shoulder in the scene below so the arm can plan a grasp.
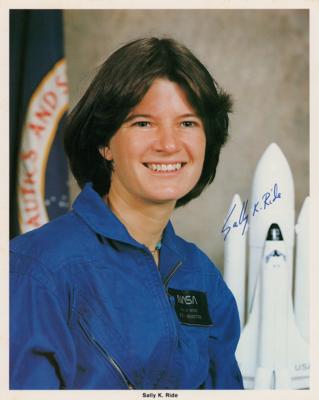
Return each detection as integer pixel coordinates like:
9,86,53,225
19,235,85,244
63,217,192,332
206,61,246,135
10,210,95,275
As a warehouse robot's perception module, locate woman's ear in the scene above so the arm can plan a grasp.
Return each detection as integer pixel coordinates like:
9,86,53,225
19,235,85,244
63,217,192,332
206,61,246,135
99,146,113,161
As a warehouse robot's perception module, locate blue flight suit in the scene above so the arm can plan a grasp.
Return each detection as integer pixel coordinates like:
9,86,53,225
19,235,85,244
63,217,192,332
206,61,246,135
10,183,243,389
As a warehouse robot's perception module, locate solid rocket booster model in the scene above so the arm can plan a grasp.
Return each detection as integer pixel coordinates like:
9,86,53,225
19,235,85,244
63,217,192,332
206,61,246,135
236,223,309,389
294,196,310,342
223,194,247,328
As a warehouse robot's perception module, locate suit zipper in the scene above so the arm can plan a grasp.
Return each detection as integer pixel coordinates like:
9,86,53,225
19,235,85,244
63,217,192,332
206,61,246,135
163,261,183,289
78,319,135,389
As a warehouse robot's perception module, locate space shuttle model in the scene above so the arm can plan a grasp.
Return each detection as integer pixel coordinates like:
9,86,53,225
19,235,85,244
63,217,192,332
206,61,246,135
223,143,309,389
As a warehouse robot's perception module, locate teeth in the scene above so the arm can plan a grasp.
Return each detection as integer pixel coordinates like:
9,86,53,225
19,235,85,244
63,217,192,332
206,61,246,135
147,163,182,171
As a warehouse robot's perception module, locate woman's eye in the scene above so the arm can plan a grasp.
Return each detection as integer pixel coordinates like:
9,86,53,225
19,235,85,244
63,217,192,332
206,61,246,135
181,120,196,127
133,121,151,128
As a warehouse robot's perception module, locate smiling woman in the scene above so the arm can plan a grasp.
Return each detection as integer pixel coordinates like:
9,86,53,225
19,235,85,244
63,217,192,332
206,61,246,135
10,37,243,389
102,79,206,209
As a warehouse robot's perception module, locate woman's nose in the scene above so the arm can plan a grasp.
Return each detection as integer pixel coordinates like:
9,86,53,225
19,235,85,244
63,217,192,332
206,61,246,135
154,126,181,153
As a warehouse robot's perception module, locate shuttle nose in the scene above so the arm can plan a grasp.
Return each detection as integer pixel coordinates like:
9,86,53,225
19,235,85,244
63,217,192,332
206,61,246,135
266,223,283,241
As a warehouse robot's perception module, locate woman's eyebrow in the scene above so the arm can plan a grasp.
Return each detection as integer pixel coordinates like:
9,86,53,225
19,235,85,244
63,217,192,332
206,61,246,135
124,113,153,122
179,113,201,119
124,113,201,123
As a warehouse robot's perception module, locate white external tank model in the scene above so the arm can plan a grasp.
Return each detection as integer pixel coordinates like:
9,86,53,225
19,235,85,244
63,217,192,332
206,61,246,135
247,143,295,314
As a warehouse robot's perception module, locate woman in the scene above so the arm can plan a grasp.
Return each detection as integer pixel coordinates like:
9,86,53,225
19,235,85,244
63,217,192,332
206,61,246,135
10,37,243,389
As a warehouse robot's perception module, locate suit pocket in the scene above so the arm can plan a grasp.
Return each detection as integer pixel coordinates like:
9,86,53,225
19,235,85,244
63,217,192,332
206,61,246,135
78,317,135,389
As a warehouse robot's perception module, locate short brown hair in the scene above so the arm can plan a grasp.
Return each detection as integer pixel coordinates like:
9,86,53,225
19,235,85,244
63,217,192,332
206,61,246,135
64,37,232,207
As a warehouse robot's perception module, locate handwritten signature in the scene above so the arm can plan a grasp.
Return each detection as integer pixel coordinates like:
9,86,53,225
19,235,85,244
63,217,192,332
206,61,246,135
221,183,282,240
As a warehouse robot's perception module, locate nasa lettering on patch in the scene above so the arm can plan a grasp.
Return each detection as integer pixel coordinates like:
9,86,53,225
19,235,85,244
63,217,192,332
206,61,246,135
168,288,213,326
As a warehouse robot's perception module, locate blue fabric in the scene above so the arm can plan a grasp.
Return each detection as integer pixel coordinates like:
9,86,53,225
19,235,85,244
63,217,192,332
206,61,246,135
10,183,244,389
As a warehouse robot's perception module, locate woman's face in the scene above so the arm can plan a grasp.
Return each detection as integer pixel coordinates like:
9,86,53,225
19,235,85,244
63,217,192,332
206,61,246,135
102,78,206,206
